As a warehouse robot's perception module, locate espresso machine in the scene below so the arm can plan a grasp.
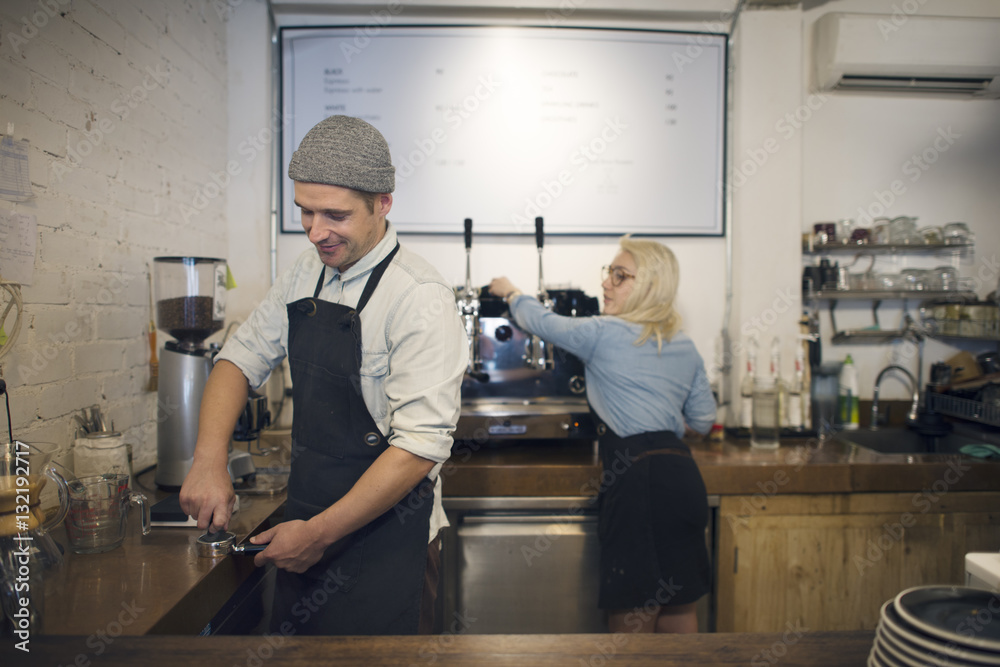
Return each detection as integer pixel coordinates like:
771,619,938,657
454,218,599,440
153,256,228,489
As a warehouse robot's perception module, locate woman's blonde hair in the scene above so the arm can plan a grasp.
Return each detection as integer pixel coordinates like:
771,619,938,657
616,235,682,351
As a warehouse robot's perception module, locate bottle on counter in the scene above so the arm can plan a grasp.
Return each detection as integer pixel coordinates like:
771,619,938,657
751,375,780,449
787,343,805,430
739,337,758,430
769,337,787,427
838,354,860,430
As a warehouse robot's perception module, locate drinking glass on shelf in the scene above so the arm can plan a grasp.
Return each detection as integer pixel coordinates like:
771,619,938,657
889,216,919,244
871,218,891,245
918,226,943,245
899,268,926,291
942,222,973,245
813,222,836,246
849,227,870,245
926,266,958,291
873,273,899,291
836,219,854,245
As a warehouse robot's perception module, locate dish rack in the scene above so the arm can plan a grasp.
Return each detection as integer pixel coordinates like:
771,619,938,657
927,392,1000,428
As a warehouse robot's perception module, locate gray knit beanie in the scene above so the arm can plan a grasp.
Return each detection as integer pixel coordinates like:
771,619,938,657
288,115,395,193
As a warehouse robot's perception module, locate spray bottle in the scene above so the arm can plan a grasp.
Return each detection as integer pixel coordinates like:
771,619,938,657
739,336,758,430
838,354,860,430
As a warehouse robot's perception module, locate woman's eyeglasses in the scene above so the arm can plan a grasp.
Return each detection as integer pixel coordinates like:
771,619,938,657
602,265,636,287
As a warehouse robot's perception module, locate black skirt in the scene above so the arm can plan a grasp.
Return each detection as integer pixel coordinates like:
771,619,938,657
596,428,711,610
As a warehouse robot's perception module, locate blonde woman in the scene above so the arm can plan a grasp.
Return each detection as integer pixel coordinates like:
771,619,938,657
489,236,715,634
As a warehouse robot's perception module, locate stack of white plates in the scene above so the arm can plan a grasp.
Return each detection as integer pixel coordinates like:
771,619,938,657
870,586,1000,667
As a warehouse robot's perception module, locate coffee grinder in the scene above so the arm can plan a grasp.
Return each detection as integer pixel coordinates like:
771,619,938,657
153,256,227,489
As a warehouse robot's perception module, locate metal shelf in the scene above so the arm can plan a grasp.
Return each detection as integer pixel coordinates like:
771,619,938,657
831,329,912,344
811,290,976,300
929,332,1000,342
804,242,973,254
928,392,1000,428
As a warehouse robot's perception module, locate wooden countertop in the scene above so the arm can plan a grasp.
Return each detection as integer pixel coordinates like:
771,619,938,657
9,631,876,665
39,456,289,637
29,429,998,643
441,436,1000,497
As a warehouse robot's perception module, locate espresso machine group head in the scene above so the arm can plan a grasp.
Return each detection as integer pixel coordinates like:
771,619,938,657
153,256,228,490
452,217,599,440
455,218,488,383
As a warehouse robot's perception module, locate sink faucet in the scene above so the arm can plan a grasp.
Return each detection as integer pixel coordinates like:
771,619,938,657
870,365,920,431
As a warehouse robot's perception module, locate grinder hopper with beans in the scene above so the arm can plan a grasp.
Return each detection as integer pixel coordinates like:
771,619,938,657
152,257,228,490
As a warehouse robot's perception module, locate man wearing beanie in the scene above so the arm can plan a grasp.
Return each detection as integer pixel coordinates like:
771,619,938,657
180,116,468,635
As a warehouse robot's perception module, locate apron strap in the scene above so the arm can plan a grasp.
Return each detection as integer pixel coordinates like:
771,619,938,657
312,267,325,298
356,244,399,314
311,243,401,312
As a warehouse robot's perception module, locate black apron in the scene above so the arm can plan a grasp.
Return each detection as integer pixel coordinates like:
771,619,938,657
594,423,711,610
270,244,434,635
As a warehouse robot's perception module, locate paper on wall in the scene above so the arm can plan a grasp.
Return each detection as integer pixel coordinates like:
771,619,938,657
0,134,34,202
0,210,37,285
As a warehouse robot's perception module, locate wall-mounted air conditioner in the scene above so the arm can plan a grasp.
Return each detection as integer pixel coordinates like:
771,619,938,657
814,13,1000,98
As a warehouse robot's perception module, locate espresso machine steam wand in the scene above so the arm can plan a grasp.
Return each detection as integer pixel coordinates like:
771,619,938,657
457,218,488,383
530,217,555,371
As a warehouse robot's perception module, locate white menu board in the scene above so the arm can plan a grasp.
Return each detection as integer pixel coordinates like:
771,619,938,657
280,26,726,235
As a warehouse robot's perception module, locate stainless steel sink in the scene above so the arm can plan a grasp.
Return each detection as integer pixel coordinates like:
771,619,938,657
835,426,988,455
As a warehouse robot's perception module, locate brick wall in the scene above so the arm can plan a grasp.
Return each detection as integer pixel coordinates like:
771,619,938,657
0,0,228,468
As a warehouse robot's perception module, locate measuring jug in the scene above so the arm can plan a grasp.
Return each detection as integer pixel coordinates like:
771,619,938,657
64,474,151,554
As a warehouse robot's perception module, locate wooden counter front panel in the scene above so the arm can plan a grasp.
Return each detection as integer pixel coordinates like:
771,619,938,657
715,492,1000,633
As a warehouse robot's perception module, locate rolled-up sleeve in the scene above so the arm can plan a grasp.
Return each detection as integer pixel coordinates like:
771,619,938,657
383,282,468,464
682,365,716,435
216,272,294,389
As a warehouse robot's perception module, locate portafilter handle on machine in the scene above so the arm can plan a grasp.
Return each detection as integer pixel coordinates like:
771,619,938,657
458,218,488,383
530,217,555,371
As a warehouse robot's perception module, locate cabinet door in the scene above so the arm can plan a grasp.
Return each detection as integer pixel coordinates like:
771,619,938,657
715,493,1000,632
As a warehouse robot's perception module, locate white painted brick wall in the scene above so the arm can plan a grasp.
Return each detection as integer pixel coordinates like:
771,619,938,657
0,0,228,471
74,341,125,376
